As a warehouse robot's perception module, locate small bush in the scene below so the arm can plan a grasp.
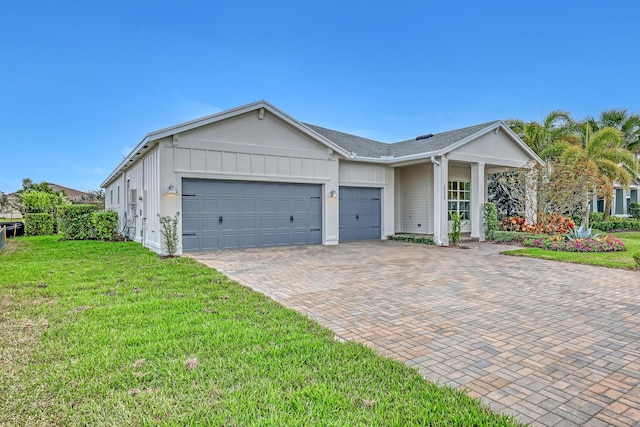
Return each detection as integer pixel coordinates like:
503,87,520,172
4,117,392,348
629,202,640,220
24,213,54,236
494,231,542,243
159,212,180,256
92,211,119,241
482,202,498,241
589,212,604,223
633,250,640,266
58,204,98,240
591,218,640,232
387,235,435,245
499,214,574,234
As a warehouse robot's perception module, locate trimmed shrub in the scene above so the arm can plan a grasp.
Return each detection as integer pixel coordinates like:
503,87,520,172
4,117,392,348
24,213,54,236
633,250,640,266
387,235,435,245
589,212,604,223
58,204,98,240
591,218,640,232
494,231,542,243
482,202,498,241
629,202,640,220
92,211,119,241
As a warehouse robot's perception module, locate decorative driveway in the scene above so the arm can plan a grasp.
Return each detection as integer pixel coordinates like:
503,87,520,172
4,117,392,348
189,241,640,426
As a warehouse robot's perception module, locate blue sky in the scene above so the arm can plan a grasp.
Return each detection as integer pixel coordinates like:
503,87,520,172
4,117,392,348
2,1,639,193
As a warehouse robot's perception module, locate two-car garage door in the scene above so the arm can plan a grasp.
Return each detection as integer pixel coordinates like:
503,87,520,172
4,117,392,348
182,179,322,251
181,180,382,251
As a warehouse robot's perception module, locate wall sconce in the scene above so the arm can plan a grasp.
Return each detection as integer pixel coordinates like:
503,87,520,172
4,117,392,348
329,190,337,199
167,184,177,194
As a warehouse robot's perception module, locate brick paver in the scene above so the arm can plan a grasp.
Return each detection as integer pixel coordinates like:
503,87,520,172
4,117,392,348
189,241,640,426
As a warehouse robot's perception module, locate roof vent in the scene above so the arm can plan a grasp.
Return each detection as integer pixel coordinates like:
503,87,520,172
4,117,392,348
416,134,434,140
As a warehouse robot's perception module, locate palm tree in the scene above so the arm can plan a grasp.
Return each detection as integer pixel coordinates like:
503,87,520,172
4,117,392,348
587,108,640,153
507,110,575,158
553,125,638,225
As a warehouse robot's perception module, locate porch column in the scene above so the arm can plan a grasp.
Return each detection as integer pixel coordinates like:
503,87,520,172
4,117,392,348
433,156,449,246
471,162,485,240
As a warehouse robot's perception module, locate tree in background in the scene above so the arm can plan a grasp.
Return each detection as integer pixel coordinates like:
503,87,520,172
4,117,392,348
15,178,70,215
544,125,638,224
77,189,105,209
587,108,640,154
506,110,575,158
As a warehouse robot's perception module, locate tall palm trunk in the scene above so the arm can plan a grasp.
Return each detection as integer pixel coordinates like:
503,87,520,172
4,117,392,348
603,193,613,222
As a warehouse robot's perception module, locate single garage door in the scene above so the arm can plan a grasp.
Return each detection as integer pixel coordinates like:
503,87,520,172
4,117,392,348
339,186,381,241
182,179,322,251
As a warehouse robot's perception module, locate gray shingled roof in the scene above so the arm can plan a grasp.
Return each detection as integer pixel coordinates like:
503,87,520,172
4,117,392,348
303,123,392,157
303,121,501,159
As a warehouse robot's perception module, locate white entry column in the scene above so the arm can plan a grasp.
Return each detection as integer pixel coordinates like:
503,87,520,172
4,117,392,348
470,162,485,240
433,156,449,246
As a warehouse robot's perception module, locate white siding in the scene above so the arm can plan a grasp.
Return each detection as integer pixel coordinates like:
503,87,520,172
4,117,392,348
397,164,432,234
124,147,161,251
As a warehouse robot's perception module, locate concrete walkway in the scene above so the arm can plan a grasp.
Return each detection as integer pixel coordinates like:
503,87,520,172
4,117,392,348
189,241,640,426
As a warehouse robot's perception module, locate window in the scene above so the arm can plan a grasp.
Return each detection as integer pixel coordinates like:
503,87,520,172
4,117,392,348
110,189,113,205
448,181,470,220
117,185,120,205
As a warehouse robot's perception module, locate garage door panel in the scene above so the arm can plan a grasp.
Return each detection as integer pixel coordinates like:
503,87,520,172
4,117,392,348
240,199,257,213
182,179,322,251
241,233,257,247
182,217,199,233
201,235,219,251
241,216,256,229
260,216,275,228
201,217,219,231
182,235,199,251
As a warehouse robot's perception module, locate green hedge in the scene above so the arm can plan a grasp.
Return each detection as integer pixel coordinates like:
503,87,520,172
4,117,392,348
387,235,435,245
629,202,640,220
590,218,640,231
493,231,543,243
24,213,55,236
92,211,119,241
482,202,498,241
57,204,98,240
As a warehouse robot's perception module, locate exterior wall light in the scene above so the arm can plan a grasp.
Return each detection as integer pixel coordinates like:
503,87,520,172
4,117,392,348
329,190,337,198
167,184,177,194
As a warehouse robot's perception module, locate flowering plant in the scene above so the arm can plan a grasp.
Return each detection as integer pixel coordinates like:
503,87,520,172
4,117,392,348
523,235,626,252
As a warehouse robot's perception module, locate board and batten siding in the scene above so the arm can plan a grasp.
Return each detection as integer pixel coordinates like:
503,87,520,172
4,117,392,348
396,164,433,234
160,110,341,248
122,147,161,251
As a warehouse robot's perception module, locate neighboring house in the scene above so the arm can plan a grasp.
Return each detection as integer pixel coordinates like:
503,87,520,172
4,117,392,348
102,100,542,255
47,183,89,202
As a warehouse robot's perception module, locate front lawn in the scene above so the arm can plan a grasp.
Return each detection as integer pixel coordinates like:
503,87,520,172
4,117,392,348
0,237,521,426
503,232,640,269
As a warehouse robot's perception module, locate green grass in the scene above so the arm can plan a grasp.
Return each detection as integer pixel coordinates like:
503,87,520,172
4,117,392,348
0,236,521,426
503,232,640,269
0,218,23,222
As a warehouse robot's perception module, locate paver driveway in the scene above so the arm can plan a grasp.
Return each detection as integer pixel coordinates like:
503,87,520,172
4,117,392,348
189,241,640,426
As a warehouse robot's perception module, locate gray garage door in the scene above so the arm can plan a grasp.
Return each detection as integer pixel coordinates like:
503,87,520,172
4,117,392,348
182,179,322,251
339,187,381,241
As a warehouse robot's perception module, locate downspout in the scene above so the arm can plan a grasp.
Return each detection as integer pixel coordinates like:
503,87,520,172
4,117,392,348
431,156,443,246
